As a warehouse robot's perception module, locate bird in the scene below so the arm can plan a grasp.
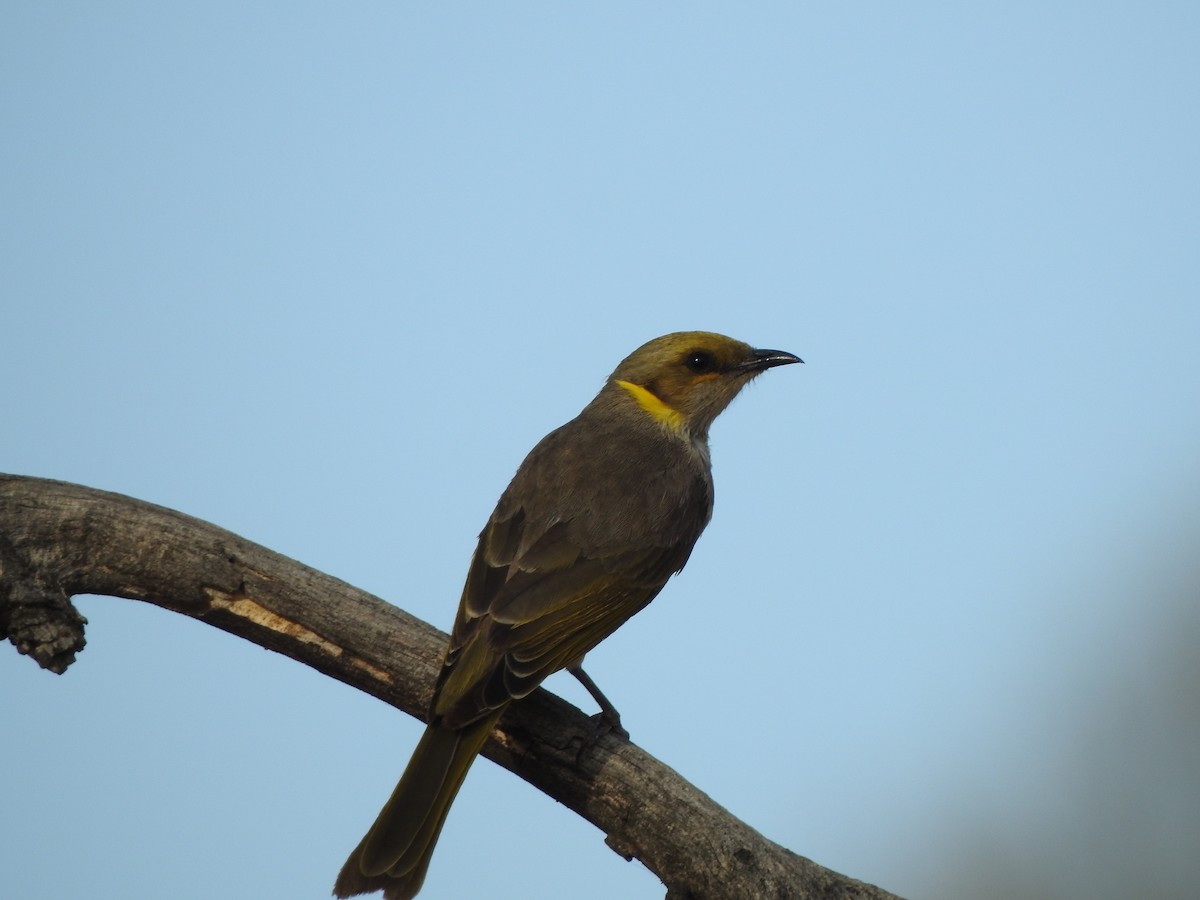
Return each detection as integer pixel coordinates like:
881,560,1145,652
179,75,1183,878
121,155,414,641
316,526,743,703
333,331,801,900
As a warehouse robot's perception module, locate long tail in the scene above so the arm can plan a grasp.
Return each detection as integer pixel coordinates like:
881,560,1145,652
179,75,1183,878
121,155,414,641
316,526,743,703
333,710,503,900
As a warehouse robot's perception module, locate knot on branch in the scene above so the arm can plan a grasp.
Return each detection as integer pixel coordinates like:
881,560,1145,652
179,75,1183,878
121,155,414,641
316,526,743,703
0,577,87,674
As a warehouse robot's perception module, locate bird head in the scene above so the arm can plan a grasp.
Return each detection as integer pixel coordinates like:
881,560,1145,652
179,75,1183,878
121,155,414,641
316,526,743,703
605,331,802,440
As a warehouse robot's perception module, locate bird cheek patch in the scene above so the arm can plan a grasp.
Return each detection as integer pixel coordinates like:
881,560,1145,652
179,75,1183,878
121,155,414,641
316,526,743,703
614,379,685,430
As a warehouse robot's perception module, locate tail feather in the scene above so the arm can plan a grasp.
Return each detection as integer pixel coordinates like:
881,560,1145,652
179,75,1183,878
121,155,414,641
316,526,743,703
333,711,503,900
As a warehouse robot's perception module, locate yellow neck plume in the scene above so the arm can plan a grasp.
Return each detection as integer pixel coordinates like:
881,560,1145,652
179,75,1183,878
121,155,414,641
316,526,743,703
615,379,685,431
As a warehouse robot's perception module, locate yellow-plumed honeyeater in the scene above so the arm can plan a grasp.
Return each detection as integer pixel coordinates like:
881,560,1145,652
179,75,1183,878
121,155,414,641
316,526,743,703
333,331,801,900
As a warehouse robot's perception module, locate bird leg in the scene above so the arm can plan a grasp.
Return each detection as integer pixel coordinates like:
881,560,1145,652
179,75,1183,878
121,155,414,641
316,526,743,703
567,664,630,741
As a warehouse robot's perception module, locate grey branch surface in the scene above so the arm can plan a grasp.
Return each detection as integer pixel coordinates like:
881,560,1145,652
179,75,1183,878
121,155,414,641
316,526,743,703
0,474,902,900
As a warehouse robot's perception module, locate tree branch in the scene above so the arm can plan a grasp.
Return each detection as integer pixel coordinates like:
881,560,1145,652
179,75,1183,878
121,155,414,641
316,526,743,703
0,474,902,900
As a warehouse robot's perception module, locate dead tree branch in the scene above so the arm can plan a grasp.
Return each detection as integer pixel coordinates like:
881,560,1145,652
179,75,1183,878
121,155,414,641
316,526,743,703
0,474,901,900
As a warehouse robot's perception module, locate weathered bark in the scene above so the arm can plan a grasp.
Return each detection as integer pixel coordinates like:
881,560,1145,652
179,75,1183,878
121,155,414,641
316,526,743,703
0,474,902,900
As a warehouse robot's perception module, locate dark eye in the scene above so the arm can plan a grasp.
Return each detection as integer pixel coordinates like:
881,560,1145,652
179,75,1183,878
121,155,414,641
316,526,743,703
684,351,716,374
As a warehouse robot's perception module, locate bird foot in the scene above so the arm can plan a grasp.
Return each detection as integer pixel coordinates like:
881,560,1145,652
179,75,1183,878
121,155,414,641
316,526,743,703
571,710,629,764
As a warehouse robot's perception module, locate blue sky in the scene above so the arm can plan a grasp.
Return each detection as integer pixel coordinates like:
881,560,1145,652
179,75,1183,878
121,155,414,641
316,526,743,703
3,5,1199,899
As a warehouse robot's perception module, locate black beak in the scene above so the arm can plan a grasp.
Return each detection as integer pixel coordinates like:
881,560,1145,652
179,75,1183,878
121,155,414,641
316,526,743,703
741,348,803,372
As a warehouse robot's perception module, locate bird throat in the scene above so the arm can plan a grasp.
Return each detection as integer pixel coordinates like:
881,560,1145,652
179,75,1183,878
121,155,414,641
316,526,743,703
614,379,685,431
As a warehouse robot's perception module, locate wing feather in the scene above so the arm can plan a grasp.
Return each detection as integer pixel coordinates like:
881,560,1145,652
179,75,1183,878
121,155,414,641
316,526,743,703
431,418,712,730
